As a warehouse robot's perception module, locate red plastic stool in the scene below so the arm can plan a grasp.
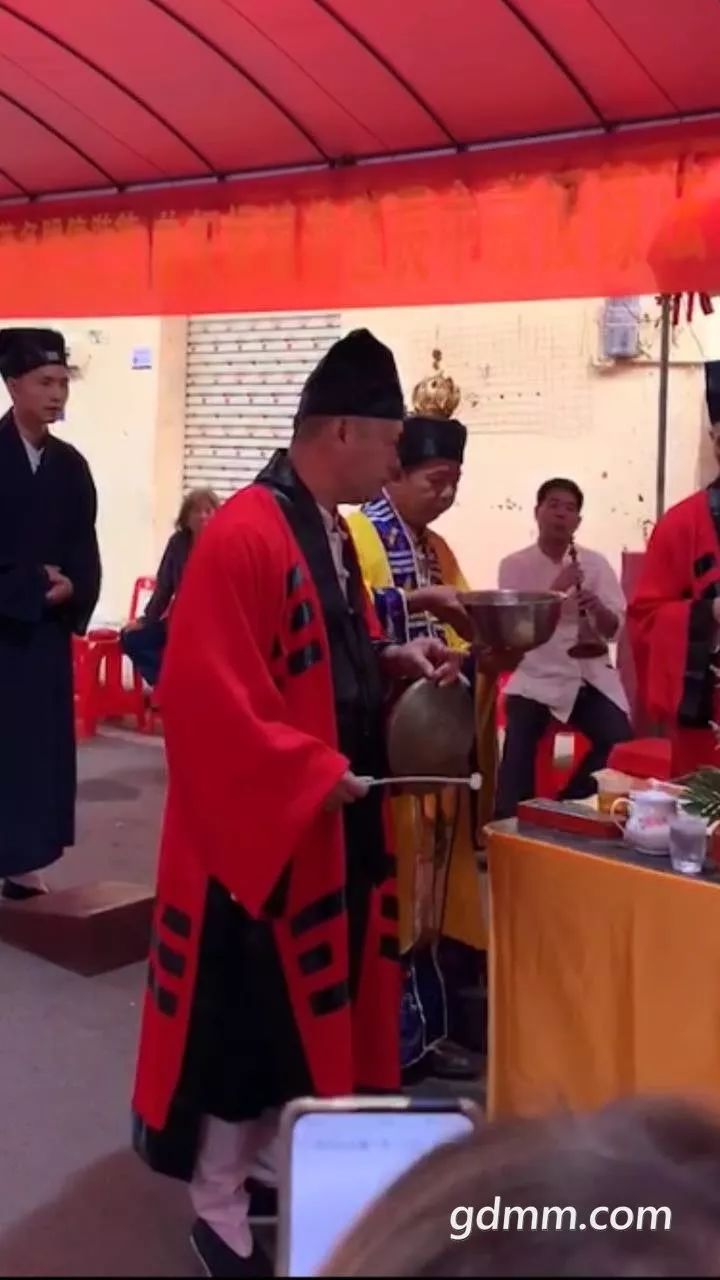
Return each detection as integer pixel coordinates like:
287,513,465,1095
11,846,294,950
73,636,95,740
92,634,148,732
86,576,157,734
72,634,105,740
496,676,591,799
535,722,591,798
607,738,672,781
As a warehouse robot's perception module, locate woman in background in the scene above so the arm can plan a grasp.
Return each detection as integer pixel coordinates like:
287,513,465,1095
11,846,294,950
122,488,219,689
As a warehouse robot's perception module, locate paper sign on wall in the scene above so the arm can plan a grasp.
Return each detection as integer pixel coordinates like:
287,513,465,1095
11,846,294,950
132,346,153,370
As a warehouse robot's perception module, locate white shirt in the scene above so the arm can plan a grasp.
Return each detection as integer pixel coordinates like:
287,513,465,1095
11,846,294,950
20,434,44,474
498,543,629,722
318,505,349,599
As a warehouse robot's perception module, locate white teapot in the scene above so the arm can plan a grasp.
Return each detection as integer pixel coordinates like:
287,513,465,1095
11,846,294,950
610,788,678,854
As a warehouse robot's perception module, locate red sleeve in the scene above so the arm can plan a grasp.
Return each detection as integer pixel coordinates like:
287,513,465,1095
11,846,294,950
158,511,348,918
627,502,715,724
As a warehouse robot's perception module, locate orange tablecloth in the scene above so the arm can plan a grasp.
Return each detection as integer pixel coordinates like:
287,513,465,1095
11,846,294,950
486,823,720,1118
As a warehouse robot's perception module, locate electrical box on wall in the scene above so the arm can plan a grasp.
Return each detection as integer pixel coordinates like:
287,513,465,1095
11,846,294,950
599,297,642,360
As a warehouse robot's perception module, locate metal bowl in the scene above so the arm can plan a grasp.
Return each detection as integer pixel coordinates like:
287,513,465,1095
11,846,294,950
458,589,563,658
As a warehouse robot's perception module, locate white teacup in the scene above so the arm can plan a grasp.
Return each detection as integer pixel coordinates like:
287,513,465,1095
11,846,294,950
610,788,678,854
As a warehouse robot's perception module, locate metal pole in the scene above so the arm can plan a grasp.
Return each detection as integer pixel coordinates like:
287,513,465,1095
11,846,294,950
656,294,672,520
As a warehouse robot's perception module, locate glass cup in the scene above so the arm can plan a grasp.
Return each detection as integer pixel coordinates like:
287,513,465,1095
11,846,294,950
668,811,708,875
597,788,627,816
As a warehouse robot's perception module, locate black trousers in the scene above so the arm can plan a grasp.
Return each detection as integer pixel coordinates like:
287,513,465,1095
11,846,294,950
121,618,167,688
495,683,633,819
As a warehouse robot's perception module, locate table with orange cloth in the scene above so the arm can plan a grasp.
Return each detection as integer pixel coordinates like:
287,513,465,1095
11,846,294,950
486,819,720,1119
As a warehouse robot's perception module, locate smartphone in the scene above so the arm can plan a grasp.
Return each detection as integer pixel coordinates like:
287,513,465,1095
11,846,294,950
275,1094,481,1277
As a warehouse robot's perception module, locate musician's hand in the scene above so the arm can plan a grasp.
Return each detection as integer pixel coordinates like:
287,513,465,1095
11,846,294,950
577,588,601,614
324,771,369,811
552,562,581,594
382,637,462,687
712,599,720,625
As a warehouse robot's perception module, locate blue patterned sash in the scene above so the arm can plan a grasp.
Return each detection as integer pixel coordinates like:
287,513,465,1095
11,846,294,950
361,493,447,645
361,492,451,1068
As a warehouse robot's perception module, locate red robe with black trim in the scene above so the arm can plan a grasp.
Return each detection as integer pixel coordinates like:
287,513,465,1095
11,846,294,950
132,476,400,1178
627,486,720,774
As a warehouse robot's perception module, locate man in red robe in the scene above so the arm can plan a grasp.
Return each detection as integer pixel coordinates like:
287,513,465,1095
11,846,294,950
131,330,459,1277
627,365,720,774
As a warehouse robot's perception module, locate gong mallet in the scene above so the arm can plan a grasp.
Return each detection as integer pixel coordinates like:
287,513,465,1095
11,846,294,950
358,772,482,790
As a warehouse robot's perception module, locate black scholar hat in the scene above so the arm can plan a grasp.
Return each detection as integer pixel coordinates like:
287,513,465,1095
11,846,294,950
0,327,68,380
398,414,467,470
295,328,404,426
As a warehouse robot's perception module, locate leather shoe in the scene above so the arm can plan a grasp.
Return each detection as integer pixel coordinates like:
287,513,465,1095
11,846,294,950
428,1039,481,1080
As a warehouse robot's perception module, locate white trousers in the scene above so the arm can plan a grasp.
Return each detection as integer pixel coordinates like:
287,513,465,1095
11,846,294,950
190,1112,279,1258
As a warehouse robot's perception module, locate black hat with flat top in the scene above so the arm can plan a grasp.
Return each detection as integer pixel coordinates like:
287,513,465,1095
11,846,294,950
398,366,467,468
398,414,467,469
294,328,404,426
0,327,68,380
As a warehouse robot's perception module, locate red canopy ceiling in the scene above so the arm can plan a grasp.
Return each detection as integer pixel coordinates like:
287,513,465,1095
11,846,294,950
1,0,720,202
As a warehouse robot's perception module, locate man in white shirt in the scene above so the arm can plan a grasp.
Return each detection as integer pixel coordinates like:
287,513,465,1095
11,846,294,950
496,478,632,818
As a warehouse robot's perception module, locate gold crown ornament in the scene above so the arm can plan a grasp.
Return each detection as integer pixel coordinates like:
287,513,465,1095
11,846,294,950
411,347,461,420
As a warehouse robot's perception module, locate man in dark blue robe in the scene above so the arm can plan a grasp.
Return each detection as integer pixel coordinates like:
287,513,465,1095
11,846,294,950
0,328,101,899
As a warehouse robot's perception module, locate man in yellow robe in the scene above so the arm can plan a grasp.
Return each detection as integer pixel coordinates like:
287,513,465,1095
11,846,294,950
348,397,495,1078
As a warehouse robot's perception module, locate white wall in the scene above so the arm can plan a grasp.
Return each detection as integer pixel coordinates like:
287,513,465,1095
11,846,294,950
6,297,719,622
343,298,719,587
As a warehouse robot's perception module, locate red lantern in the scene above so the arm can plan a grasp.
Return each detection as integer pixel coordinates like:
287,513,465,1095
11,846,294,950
659,290,714,328
649,181,720,295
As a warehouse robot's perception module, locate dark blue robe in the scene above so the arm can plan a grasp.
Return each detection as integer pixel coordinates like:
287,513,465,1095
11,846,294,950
0,413,101,876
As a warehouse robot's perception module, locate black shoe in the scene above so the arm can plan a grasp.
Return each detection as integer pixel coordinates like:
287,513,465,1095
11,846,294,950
1,880,47,902
247,1178,277,1222
401,1057,433,1087
428,1039,482,1081
190,1219,272,1279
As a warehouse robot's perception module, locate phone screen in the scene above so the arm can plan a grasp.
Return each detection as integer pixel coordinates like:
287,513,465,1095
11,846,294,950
283,1104,476,1276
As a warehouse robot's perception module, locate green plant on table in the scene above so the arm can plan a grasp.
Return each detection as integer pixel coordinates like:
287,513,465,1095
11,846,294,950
681,766,720,824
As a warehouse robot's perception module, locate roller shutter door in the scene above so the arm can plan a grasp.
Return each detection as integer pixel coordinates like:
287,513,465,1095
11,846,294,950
183,311,342,499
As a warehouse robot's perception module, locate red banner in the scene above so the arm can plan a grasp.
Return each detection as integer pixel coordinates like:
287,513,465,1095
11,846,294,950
1,130,720,316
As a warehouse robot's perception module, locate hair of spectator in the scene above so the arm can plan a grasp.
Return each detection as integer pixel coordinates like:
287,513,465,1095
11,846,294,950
176,488,220,531
536,477,584,511
322,1098,720,1277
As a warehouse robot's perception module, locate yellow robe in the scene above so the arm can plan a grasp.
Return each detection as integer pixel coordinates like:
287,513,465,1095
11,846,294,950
348,511,495,953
